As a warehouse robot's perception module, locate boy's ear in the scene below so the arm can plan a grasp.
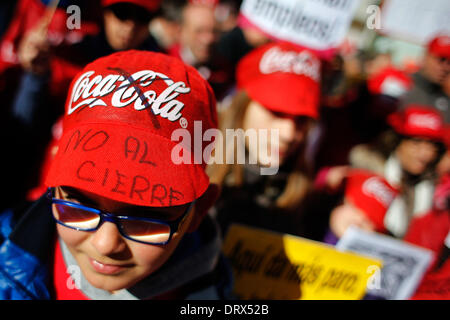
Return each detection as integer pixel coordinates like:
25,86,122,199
186,183,221,233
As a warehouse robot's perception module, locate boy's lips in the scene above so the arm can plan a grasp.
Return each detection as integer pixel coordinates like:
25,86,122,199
89,258,132,275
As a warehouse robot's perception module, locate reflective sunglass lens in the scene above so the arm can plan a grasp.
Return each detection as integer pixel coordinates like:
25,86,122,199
53,203,100,230
121,220,171,244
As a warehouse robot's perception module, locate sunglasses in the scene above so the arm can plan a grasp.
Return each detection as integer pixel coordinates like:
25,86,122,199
47,188,194,245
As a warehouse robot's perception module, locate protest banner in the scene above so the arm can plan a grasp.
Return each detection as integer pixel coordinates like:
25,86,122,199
337,226,434,300
238,0,359,59
381,0,450,45
222,224,382,300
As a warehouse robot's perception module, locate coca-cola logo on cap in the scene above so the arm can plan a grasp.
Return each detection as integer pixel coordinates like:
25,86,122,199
362,177,396,208
259,46,320,82
408,113,441,131
67,70,191,123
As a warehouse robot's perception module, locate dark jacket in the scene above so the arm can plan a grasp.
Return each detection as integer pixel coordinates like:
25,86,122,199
399,72,450,123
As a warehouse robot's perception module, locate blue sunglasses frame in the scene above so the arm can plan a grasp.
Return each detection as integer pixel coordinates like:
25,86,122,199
47,188,194,245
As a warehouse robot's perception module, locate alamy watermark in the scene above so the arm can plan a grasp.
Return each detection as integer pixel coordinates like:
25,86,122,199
366,5,381,30
366,265,382,291
171,121,280,176
66,265,82,290
66,5,81,30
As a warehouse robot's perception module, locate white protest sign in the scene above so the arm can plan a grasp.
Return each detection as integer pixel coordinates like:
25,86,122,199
381,0,450,45
239,0,359,56
337,226,434,300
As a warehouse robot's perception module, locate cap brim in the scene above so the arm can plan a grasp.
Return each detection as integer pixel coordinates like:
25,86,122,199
245,74,319,119
45,122,209,207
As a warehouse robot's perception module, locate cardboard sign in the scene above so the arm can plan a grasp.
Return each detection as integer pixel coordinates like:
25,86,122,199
337,226,434,300
239,0,359,58
222,224,382,300
381,0,450,44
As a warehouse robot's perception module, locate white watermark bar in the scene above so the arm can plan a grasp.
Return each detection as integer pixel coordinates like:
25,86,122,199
171,121,280,176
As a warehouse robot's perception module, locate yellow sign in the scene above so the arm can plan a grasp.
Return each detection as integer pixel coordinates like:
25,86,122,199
222,224,382,300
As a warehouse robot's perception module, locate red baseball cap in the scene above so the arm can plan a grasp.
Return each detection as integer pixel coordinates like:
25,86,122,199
236,42,321,119
101,0,162,12
189,0,219,6
444,126,450,149
345,170,399,232
45,50,217,208
427,34,450,59
388,105,445,142
367,66,412,98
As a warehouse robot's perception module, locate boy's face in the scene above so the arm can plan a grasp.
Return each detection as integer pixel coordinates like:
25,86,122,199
54,186,194,292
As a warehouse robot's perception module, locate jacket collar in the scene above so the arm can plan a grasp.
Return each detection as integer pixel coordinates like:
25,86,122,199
9,193,56,264
0,193,55,299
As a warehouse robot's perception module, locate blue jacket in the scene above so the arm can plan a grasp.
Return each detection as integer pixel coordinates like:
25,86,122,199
0,196,55,299
0,195,234,300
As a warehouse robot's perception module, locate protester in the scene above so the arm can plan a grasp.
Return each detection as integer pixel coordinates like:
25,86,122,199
399,34,450,123
165,0,234,102
1,0,449,302
149,0,185,51
208,42,321,237
312,53,411,171
214,0,241,33
168,0,217,66
0,50,233,300
0,0,101,110
3,0,163,211
216,8,270,68
404,174,450,256
343,105,447,238
407,174,450,300
306,105,446,241
320,169,399,243
14,0,161,101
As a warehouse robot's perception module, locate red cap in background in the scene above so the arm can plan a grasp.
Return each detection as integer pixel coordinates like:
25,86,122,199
46,50,217,208
344,169,399,232
189,0,219,6
367,66,412,98
444,126,450,149
236,42,321,119
101,0,162,12
388,105,445,142
427,34,450,59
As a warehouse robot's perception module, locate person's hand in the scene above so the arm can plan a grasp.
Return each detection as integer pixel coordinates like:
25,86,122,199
17,22,51,75
325,165,350,191
329,203,375,238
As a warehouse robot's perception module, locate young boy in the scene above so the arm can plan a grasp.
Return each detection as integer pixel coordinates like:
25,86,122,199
0,50,231,300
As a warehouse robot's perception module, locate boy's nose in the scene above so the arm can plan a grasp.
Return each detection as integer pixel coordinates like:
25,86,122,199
90,221,127,257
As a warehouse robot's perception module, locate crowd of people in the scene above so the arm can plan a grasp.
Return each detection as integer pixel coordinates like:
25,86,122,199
0,0,448,300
